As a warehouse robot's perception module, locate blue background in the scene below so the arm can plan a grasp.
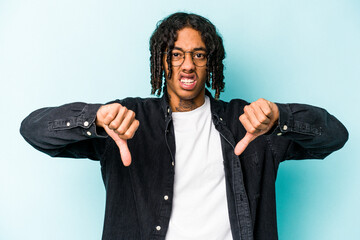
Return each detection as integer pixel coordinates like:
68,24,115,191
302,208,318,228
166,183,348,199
1,0,359,239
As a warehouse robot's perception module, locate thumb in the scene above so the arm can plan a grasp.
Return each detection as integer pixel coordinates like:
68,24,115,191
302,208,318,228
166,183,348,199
104,125,132,166
234,132,256,156
115,138,132,167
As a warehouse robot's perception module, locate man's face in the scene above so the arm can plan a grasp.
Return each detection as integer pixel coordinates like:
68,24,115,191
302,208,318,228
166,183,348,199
163,27,207,111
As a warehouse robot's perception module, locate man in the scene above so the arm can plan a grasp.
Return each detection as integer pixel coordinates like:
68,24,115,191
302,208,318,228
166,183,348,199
20,12,348,240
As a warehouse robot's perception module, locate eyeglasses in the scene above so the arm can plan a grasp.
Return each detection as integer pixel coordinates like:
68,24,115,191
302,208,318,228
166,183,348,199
164,49,207,67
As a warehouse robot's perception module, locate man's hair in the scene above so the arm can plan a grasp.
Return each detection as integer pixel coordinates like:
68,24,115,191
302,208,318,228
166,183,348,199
149,12,225,99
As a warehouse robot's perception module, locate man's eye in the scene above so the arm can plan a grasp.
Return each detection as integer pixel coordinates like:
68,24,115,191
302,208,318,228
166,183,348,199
194,53,206,59
172,52,182,58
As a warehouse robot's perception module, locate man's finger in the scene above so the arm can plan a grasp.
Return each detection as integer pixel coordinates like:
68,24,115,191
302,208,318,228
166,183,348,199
108,105,127,130
122,119,140,139
102,104,121,126
104,125,132,166
252,101,271,125
234,132,256,156
115,110,136,135
244,105,259,126
239,114,260,134
255,99,273,118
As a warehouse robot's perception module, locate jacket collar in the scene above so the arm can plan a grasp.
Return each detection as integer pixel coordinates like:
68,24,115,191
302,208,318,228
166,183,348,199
160,90,172,120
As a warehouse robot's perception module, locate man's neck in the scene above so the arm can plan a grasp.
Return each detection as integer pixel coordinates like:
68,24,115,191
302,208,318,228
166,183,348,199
167,92,205,112
174,98,198,112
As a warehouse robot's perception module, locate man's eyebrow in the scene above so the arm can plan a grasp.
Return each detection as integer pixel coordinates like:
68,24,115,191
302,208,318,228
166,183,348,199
173,46,207,52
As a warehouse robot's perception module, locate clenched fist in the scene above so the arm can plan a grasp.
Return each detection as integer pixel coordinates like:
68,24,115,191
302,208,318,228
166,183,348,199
234,98,279,156
96,103,140,166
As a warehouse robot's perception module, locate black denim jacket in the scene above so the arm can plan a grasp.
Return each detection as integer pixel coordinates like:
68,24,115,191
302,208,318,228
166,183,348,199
20,91,348,240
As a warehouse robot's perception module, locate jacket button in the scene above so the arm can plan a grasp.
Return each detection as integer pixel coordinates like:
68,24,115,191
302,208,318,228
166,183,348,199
156,226,161,231
66,122,70,127
86,131,92,136
171,161,174,166
84,121,89,127
164,195,169,200
283,125,288,131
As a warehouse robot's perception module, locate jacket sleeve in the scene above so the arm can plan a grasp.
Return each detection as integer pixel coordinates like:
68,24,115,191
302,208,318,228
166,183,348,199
20,102,108,160
268,103,349,163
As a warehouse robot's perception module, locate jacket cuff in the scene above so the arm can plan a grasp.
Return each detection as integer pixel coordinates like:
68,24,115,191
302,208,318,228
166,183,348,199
270,103,321,137
269,103,291,136
81,104,108,138
50,103,108,138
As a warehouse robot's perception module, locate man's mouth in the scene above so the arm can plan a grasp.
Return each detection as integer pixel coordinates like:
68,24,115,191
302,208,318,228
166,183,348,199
180,78,195,85
179,75,197,90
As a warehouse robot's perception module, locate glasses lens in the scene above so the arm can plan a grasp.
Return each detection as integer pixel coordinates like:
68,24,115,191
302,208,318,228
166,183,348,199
193,51,207,67
171,51,184,67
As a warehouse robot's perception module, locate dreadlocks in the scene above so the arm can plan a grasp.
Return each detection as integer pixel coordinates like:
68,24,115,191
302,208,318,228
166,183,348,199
149,12,225,99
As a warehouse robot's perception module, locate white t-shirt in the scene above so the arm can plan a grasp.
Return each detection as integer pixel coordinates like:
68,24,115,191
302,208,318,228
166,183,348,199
166,96,232,240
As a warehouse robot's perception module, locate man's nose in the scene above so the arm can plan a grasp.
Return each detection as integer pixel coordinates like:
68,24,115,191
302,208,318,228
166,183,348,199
181,53,195,71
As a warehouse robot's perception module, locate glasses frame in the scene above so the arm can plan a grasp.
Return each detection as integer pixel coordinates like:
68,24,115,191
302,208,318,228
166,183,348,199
163,50,208,67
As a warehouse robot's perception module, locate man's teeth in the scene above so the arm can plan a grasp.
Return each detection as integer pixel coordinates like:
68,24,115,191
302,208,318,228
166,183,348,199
180,78,195,85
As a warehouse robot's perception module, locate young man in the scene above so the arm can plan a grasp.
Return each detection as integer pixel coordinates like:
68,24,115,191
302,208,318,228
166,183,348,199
20,12,348,240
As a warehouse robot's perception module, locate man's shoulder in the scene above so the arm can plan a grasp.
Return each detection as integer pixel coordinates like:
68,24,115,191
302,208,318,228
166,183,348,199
107,96,161,105
212,97,249,111
107,96,163,114
228,98,250,106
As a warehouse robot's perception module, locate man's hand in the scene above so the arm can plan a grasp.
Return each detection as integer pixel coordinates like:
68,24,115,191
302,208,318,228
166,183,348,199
234,98,279,156
96,103,140,166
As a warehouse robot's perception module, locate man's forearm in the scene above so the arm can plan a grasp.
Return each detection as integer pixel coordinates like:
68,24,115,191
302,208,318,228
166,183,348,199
272,103,348,160
20,102,107,159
